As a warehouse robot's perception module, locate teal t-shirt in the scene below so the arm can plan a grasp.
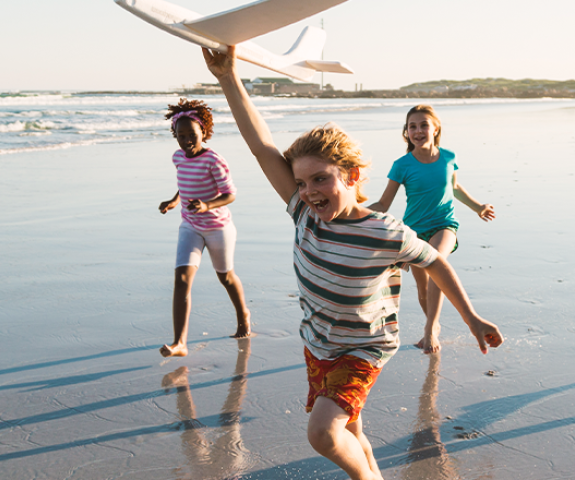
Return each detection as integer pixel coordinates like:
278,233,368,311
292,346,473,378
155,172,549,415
388,148,459,234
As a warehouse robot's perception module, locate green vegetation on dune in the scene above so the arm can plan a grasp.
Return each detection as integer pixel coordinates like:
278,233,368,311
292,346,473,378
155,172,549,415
401,78,575,92
316,78,575,99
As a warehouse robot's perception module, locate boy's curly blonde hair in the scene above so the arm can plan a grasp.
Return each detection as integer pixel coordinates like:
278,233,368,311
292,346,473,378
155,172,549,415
283,124,370,203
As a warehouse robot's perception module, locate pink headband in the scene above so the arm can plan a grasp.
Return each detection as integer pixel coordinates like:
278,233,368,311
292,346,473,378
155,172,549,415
171,111,204,130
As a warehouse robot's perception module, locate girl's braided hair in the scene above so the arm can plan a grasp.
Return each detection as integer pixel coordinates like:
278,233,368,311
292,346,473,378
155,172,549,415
165,98,214,140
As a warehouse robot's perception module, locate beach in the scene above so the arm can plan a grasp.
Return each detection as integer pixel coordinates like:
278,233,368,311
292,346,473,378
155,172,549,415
1,97,574,479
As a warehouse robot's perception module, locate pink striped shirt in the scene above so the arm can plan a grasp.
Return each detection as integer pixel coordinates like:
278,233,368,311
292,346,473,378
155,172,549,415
173,148,237,231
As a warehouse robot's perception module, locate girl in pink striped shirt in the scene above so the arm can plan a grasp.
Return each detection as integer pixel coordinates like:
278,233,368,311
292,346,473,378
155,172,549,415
158,99,250,357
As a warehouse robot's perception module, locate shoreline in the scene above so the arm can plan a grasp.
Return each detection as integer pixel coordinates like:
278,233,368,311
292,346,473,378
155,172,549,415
3,77,574,100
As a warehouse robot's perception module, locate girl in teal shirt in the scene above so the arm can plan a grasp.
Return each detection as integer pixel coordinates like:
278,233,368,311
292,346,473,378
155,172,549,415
371,105,496,354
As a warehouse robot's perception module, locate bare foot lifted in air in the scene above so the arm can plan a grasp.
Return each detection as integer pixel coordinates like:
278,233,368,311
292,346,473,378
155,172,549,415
233,310,251,338
160,342,189,358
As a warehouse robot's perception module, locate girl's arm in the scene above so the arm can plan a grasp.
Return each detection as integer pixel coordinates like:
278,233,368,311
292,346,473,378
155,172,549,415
423,255,503,353
188,193,235,213
159,191,180,214
203,47,296,204
369,179,400,212
453,173,495,221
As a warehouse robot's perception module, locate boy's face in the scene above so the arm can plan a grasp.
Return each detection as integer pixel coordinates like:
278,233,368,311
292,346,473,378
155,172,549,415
292,155,359,222
175,117,204,158
407,112,439,150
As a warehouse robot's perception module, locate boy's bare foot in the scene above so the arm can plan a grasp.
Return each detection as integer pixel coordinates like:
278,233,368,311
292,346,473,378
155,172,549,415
416,333,441,354
232,309,251,338
160,342,189,357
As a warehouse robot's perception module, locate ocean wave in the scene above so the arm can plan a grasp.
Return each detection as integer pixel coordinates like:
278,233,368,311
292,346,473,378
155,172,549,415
2,94,573,156
19,131,52,137
72,119,167,131
0,136,130,156
0,141,88,156
76,109,159,116
0,110,44,118
0,94,180,107
214,114,238,124
0,120,57,132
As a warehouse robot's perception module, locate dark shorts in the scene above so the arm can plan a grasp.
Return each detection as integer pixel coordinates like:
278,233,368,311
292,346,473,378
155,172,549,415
304,347,382,424
417,225,459,253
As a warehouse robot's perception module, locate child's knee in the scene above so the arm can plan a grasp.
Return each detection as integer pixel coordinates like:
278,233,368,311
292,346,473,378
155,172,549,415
216,270,235,286
174,268,195,290
307,422,336,453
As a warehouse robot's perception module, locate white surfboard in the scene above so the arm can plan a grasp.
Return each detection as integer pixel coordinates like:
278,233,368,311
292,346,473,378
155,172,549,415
114,0,353,81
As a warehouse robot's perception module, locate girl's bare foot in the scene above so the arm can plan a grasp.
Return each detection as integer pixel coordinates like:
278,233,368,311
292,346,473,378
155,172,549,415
416,333,441,354
160,342,189,357
232,310,251,338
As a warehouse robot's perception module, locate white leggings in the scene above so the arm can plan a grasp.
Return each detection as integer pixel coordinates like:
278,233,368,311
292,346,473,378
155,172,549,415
175,221,237,273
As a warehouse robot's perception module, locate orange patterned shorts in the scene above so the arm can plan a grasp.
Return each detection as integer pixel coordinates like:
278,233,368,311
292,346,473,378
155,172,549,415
304,347,382,424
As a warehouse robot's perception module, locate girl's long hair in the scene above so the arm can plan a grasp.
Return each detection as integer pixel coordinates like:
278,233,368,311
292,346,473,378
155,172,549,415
402,104,442,152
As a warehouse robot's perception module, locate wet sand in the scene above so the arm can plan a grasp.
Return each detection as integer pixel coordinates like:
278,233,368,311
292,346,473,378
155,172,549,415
1,101,574,479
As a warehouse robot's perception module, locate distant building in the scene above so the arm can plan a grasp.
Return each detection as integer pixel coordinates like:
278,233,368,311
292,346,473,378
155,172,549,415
171,83,222,95
246,77,320,96
172,77,321,96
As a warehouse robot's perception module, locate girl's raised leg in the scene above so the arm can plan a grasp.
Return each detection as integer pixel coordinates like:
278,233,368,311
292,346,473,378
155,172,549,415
216,269,251,338
308,397,383,480
160,265,198,357
415,229,457,354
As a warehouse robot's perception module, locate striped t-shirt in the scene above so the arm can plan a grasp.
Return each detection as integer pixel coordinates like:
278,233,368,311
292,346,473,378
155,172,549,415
173,148,237,231
288,191,438,368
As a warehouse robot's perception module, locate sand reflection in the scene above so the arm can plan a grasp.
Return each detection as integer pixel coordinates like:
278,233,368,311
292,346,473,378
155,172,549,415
401,353,459,480
162,338,252,480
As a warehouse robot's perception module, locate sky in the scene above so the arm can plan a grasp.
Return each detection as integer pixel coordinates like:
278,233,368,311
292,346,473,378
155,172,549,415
1,0,574,92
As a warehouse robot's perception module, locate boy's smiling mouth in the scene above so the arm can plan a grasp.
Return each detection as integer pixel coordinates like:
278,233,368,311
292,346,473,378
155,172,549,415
310,198,331,216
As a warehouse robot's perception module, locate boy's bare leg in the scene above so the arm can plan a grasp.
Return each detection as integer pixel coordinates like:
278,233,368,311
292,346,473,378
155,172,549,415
160,265,198,357
414,230,457,354
308,397,383,480
345,413,381,478
216,269,251,338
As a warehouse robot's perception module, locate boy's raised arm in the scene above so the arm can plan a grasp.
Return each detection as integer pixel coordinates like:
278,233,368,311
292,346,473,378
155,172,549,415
423,255,503,354
203,47,297,205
